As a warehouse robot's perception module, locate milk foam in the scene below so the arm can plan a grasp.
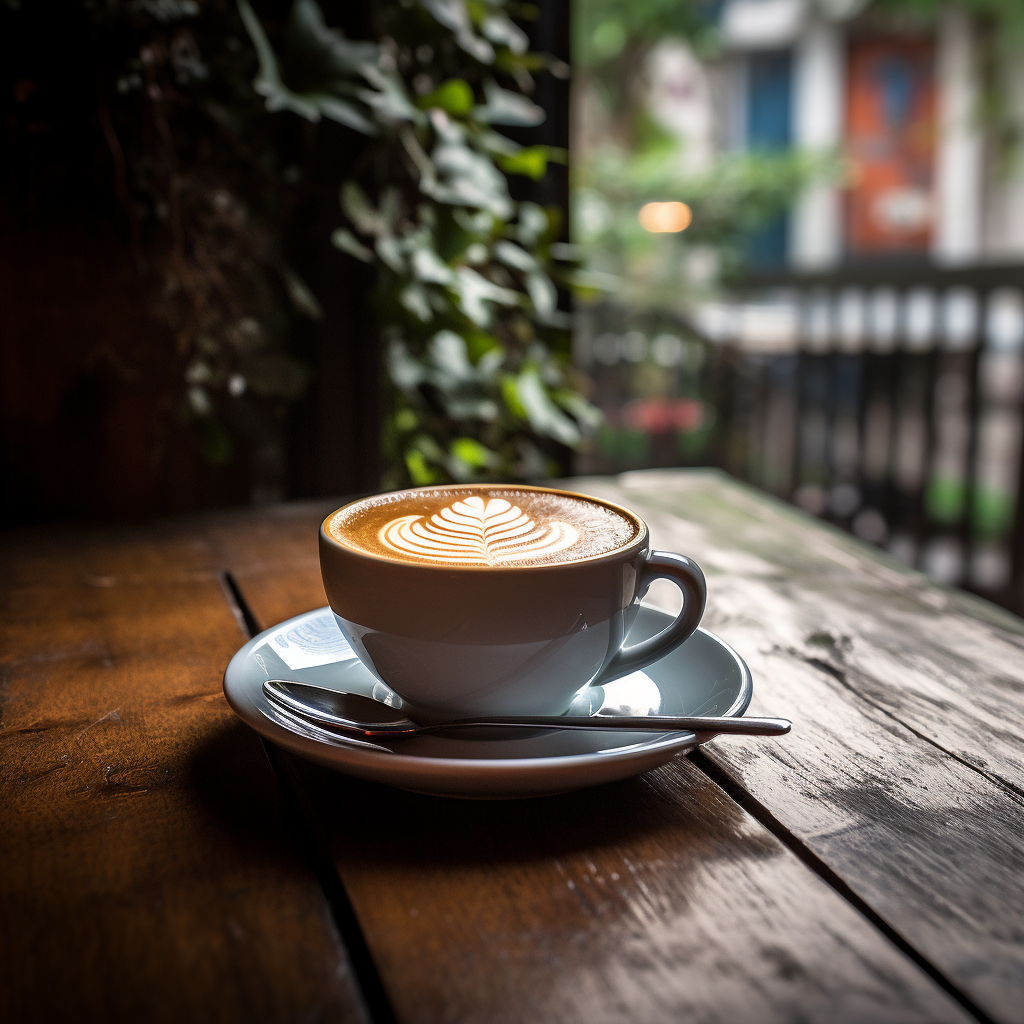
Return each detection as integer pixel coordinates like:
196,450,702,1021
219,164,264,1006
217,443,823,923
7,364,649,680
329,487,639,566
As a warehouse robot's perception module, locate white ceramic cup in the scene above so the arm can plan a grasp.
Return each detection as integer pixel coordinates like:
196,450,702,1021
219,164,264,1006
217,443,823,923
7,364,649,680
319,484,706,722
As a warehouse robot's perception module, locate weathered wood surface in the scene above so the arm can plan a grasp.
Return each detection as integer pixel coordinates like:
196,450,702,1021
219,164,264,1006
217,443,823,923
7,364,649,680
0,523,366,1024
285,757,970,1024
570,470,1024,1024
230,529,972,1024
580,471,1024,788
6,472,1022,1024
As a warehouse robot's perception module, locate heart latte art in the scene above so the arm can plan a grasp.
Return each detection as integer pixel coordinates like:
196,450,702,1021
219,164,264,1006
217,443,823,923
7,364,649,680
327,486,640,566
379,496,579,565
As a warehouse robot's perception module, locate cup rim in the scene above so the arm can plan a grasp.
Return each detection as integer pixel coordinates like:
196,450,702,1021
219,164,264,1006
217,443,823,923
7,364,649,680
319,482,649,572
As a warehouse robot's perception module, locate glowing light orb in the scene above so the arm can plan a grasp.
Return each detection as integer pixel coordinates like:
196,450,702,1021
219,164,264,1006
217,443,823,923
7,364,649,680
638,202,693,233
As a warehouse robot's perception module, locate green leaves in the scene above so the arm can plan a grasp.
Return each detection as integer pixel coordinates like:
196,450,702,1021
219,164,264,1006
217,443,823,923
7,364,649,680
242,0,600,486
332,228,374,262
474,79,544,126
238,0,378,132
450,437,500,477
452,267,519,326
428,133,515,218
417,79,475,116
421,0,495,63
511,367,582,447
498,146,556,180
340,181,382,234
238,0,426,133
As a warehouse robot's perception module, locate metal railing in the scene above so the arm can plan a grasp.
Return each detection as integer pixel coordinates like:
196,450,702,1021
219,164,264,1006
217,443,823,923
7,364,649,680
575,262,1024,616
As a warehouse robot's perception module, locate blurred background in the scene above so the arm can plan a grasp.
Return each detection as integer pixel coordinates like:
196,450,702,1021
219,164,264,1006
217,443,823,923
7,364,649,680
3,0,1024,615
572,0,1024,615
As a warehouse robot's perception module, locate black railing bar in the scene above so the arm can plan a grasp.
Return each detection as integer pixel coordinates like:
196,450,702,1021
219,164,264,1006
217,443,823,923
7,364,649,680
959,345,985,588
919,347,941,572
740,260,1024,292
652,317,1022,609
1010,394,1024,606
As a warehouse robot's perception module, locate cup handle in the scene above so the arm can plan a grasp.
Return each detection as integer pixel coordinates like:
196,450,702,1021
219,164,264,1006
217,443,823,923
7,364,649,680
591,551,707,686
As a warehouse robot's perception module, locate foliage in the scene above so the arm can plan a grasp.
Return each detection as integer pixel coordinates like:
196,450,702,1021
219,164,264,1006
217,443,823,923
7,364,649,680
240,0,597,487
877,0,1024,35
62,0,315,473
572,0,718,155
576,143,833,313
574,0,719,73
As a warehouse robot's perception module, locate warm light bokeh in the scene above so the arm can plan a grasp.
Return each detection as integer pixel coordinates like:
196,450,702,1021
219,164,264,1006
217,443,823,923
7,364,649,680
638,201,693,233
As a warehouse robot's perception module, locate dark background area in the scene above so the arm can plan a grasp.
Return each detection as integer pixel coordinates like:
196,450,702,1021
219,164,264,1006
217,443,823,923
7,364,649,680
0,0,568,525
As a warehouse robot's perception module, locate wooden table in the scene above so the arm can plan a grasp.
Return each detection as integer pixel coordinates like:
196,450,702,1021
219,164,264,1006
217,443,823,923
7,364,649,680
4,469,1023,1024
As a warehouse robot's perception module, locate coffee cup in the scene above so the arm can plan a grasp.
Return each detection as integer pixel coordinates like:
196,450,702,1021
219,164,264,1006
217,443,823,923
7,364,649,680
319,483,706,722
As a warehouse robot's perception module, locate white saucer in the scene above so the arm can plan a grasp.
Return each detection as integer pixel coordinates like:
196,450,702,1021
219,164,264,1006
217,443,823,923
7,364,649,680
223,606,752,799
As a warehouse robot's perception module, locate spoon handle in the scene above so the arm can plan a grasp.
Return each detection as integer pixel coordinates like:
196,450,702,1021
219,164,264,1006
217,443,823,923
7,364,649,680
261,678,790,738
437,714,790,736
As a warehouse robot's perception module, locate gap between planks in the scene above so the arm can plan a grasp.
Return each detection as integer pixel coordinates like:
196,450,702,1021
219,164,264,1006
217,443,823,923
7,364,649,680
220,571,398,1024
686,748,996,1024
219,569,991,1024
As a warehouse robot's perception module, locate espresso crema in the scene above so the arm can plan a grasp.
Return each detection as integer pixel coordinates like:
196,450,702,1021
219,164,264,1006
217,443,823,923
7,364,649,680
328,486,640,567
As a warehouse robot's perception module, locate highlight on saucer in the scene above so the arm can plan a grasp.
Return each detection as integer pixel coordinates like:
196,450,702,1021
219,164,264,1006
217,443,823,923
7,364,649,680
379,496,579,566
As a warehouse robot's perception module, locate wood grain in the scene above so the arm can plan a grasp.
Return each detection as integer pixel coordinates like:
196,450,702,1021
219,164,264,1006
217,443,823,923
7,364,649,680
584,470,1024,788
0,526,366,1024
569,470,1024,1023
229,536,973,1024
279,728,972,1024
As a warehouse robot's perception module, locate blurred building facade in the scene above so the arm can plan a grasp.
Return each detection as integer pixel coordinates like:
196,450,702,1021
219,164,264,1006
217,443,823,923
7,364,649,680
654,0,1024,268
575,0,1024,612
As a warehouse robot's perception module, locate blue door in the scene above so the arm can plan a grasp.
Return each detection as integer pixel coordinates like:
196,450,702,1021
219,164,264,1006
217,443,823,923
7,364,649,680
746,49,792,266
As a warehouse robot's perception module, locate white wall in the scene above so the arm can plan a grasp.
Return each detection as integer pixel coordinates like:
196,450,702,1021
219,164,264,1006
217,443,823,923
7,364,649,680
933,5,984,264
790,15,845,268
982,56,1024,260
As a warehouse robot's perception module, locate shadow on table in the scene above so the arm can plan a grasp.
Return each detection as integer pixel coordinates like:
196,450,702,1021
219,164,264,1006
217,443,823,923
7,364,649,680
285,751,777,868
184,719,336,872
186,721,777,886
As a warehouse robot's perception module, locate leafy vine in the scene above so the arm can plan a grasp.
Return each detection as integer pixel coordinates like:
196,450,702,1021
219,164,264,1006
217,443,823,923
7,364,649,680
240,0,598,487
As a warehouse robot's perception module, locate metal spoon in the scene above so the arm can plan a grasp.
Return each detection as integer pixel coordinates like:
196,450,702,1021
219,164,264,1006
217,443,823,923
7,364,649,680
262,679,791,740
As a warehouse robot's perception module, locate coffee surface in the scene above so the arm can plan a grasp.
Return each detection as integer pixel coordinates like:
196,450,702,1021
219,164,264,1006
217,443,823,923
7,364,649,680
328,487,640,567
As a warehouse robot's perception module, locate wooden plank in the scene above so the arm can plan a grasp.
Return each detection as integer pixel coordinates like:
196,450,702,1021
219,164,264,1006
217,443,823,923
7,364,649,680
570,470,1024,1023
192,499,337,576
577,470,1024,788
229,556,972,1024
0,527,367,1024
296,757,979,1024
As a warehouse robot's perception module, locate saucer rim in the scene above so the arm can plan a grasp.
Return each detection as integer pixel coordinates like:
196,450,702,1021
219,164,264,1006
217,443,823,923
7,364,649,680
223,606,752,778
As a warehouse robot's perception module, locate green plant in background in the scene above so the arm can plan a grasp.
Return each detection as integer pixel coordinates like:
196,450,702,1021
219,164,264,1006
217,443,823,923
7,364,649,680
575,148,831,312
240,0,598,487
574,0,718,119
925,476,1015,539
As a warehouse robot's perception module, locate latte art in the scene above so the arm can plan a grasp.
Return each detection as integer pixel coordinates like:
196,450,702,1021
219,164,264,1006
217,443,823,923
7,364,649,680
328,485,640,567
379,497,580,565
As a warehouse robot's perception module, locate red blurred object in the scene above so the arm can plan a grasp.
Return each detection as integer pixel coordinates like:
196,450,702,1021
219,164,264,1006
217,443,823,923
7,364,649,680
619,398,705,433
844,36,936,255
